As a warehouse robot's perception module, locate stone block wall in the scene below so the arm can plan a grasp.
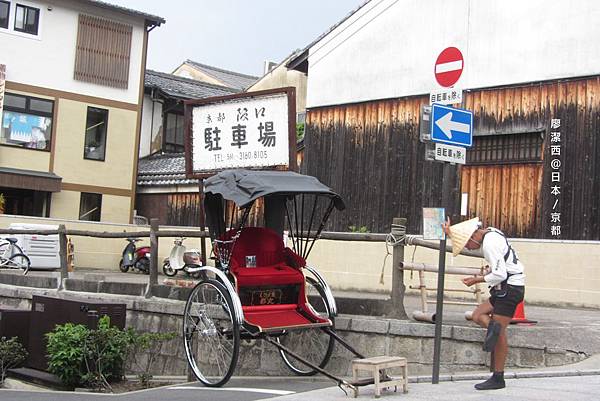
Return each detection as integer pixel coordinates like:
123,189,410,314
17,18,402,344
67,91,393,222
0,286,589,379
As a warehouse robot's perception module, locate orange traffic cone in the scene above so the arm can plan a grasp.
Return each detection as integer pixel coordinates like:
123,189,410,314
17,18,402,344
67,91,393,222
510,301,537,324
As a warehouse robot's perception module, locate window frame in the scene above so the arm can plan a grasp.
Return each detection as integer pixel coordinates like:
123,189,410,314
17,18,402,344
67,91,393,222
466,132,544,165
83,106,109,162
1,92,54,152
79,192,102,222
0,0,10,29
163,112,185,153
14,3,39,35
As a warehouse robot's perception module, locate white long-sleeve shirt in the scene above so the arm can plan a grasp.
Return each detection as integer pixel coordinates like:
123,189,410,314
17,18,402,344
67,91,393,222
481,228,525,287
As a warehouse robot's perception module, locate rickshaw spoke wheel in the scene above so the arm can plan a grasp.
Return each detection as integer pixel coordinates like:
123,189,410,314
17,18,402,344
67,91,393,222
277,277,335,375
183,278,240,387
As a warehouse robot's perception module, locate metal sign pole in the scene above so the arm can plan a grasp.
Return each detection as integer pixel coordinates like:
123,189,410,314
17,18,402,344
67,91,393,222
432,162,450,384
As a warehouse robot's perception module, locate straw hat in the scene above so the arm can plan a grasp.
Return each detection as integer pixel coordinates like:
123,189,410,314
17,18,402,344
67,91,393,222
448,217,480,256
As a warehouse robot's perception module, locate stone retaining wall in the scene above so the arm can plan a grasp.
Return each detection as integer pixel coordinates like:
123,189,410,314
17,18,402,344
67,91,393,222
0,285,588,378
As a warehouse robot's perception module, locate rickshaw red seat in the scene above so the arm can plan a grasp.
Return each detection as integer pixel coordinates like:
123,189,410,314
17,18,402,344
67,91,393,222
224,227,305,288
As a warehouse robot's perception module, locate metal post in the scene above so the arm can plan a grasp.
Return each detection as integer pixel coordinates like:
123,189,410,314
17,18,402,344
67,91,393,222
199,180,207,265
432,162,452,384
58,224,68,291
390,217,408,319
146,218,159,298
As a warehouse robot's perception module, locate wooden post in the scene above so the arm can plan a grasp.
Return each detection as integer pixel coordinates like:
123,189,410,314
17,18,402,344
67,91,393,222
58,224,68,291
146,218,159,298
389,217,408,319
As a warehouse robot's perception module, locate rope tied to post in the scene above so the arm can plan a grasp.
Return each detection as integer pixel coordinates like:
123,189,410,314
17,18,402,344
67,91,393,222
379,223,406,284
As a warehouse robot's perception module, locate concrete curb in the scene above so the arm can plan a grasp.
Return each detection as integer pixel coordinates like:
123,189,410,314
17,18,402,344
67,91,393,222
410,368,600,383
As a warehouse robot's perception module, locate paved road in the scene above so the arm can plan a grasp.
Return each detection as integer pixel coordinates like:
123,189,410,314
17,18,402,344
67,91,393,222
1,377,332,401
3,375,599,401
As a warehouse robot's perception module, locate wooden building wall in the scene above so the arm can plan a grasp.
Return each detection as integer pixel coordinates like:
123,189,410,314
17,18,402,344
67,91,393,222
136,193,202,227
304,97,460,235
304,77,600,240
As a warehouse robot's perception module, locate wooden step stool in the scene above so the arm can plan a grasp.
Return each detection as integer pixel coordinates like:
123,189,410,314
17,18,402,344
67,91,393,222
351,356,408,398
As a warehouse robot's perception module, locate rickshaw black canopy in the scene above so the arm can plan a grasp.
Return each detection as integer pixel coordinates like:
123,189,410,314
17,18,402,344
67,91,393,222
203,169,345,210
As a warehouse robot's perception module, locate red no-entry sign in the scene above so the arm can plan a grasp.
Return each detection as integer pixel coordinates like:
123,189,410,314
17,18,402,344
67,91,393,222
434,47,464,87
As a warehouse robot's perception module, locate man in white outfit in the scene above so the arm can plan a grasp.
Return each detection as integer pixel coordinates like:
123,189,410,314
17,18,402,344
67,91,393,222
443,217,525,390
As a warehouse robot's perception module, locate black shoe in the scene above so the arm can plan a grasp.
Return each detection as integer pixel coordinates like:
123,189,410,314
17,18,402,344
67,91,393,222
475,374,505,390
483,321,501,352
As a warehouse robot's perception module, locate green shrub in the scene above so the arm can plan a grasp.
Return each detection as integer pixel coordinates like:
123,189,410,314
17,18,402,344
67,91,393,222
348,225,370,233
82,316,132,388
47,316,177,391
296,122,305,142
128,332,177,387
0,336,28,387
46,322,89,386
46,316,131,390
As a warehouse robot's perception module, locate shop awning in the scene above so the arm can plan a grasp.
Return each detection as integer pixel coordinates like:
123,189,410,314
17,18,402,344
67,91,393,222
0,167,62,192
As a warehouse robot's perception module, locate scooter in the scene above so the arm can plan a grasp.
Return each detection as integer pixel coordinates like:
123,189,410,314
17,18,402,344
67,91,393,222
119,238,151,274
162,238,203,278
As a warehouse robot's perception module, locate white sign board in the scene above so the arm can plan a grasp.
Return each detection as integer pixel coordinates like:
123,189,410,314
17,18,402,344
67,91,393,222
190,91,291,174
429,87,462,105
434,143,466,164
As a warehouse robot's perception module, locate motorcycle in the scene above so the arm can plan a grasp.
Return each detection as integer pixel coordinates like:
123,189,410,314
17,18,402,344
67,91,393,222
162,237,203,278
119,238,151,274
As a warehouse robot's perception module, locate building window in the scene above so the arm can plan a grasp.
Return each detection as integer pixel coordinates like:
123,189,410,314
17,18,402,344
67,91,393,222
164,113,184,153
467,132,543,165
79,192,102,221
74,14,132,89
1,93,53,151
14,3,39,35
0,1,9,29
84,107,108,161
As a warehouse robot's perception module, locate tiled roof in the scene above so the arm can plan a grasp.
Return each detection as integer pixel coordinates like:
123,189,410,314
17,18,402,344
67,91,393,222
183,60,259,91
84,0,165,26
137,153,198,187
145,70,239,99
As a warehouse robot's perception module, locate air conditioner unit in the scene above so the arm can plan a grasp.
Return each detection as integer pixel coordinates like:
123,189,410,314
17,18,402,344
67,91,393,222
8,223,60,269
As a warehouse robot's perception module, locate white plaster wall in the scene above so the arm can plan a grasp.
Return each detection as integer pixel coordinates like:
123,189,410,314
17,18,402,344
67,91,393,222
0,0,145,104
307,237,600,308
307,0,600,108
139,94,163,158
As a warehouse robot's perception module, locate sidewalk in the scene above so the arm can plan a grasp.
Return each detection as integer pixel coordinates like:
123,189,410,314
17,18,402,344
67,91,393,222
268,374,600,401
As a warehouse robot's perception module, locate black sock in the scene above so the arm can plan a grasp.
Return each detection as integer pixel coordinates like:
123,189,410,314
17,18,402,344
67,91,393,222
492,371,504,381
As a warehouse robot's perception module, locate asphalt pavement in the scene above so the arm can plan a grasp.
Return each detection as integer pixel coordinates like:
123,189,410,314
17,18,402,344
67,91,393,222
3,373,600,401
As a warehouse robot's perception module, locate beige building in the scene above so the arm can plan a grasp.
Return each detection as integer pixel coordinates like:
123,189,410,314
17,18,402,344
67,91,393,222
172,60,258,91
246,51,307,117
0,0,163,223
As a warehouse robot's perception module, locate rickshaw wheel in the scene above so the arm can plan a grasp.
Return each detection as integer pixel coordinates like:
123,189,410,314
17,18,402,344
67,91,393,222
276,277,335,375
183,278,240,387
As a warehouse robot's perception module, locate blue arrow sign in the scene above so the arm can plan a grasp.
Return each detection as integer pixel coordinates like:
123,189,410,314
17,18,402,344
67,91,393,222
431,104,473,147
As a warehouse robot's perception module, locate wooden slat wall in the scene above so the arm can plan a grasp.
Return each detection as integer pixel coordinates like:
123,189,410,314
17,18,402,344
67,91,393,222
74,14,132,89
460,164,543,237
304,77,600,239
305,97,459,235
167,193,201,227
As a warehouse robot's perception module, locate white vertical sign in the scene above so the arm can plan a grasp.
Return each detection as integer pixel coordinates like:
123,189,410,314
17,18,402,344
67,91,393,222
0,64,6,118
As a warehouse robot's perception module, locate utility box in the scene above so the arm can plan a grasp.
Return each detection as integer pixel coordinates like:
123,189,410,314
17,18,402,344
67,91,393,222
8,223,60,270
27,295,126,371
0,308,30,349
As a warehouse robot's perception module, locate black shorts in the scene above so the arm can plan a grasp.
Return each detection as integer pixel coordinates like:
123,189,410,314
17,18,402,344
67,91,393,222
489,285,525,317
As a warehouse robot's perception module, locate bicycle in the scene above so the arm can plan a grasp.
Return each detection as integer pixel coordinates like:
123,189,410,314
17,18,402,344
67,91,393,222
0,237,31,275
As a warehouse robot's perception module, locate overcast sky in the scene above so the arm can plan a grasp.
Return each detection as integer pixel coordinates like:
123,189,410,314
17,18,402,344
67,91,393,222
106,0,366,77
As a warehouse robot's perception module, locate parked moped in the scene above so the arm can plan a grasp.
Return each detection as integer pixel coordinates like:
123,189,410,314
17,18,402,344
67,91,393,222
162,237,203,278
119,238,150,274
